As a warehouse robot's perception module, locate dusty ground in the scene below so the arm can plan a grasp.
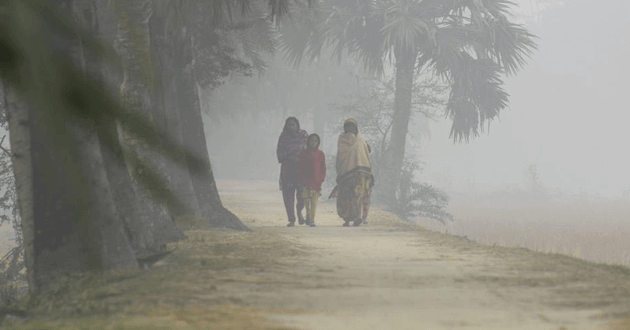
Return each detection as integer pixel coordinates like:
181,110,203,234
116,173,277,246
4,180,630,329
217,180,630,330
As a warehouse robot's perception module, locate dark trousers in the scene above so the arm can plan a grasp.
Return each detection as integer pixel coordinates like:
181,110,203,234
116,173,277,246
282,185,304,224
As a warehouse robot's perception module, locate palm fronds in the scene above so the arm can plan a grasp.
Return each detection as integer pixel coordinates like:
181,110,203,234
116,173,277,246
445,53,508,141
274,0,536,142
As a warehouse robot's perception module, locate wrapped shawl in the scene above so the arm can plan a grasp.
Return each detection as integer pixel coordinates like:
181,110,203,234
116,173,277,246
335,132,371,183
276,129,308,163
277,128,308,190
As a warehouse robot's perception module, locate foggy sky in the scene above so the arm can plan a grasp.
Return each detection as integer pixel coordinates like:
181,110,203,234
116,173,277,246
420,0,630,196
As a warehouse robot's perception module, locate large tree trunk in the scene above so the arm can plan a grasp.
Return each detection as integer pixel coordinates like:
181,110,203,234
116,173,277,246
380,49,417,201
149,3,201,219
4,0,141,293
110,0,181,232
90,0,184,259
173,25,249,231
5,63,139,293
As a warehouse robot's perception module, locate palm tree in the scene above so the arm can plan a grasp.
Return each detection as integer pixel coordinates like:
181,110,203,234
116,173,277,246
283,0,537,199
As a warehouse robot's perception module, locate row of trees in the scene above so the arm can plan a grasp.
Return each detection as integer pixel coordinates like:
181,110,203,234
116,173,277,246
0,0,535,295
0,0,287,293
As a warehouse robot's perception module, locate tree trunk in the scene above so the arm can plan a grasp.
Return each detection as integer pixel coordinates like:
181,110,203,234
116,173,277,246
174,25,249,231
380,49,417,201
65,109,139,272
90,0,185,258
4,87,37,293
149,3,201,219
110,0,178,229
4,0,141,292
313,74,327,145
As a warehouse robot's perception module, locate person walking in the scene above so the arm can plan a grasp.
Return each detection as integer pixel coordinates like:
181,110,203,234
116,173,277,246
297,134,326,227
276,117,308,226
330,119,374,226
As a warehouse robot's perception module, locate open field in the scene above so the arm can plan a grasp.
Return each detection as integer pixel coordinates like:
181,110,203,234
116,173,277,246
414,191,630,267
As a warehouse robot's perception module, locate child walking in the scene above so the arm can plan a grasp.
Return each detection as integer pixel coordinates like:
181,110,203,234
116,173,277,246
297,134,326,227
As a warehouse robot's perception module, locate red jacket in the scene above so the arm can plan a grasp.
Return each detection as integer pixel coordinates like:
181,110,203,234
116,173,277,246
297,148,326,191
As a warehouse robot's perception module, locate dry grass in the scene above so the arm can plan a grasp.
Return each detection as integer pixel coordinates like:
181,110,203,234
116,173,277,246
4,181,630,329
610,317,630,330
9,306,298,330
2,229,300,330
414,193,630,267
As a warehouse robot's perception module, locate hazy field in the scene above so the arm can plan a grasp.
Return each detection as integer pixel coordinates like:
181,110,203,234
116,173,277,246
1,190,629,268
413,191,630,267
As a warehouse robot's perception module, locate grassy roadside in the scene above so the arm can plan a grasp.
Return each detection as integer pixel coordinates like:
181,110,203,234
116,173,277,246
1,229,300,330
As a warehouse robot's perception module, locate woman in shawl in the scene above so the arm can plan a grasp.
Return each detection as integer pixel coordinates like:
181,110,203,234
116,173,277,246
330,119,374,226
276,117,308,226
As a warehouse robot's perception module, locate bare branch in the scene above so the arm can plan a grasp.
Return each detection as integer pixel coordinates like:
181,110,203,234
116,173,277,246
0,136,10,156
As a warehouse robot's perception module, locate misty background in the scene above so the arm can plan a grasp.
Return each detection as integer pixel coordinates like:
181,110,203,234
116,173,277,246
421,0,630,197
204,0,630,199
0,0,628,292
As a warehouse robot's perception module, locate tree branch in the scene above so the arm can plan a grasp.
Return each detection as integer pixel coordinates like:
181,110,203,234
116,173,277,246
0,135,11,156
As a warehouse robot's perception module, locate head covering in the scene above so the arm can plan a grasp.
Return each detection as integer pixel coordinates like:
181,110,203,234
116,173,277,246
283,116,301,134
343,118,358,134
336,129,371,181
277,117,308,163
307,133,321,150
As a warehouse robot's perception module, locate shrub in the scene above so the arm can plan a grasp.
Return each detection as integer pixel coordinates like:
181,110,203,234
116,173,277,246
380,163,453,224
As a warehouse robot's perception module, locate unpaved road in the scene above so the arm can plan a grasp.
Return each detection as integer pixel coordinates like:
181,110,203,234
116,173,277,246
217,180,630,330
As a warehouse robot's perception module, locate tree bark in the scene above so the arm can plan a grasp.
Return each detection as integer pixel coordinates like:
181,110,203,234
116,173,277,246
380,48,417,201
4,87,37,293
173,24,249,231
4,0,142,292
88,0,185,259
149,3,201,219
6,64,139,292
65,110,139,272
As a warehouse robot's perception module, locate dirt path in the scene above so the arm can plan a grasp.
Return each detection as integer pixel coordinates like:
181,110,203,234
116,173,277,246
217,180,630,330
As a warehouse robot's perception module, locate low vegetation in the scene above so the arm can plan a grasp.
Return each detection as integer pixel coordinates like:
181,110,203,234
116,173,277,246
1,228,299,329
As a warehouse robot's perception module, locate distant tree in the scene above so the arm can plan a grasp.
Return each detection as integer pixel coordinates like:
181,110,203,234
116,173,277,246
523,164,546,196
331,72,452,223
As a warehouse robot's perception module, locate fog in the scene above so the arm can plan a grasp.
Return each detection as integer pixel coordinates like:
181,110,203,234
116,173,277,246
205,0,630,201
421,0,630,197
